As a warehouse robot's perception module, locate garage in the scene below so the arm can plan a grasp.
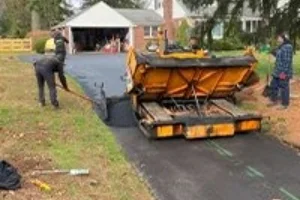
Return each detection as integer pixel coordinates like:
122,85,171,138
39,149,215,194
55,1,162,54
54,1,134,54
72,27,128,52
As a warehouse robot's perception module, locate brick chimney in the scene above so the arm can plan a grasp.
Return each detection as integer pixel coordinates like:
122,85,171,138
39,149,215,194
163,0,175,41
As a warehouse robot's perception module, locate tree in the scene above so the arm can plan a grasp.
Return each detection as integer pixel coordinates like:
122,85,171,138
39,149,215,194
2,0,31,37
81,0,145,8
176,19,190,46
0,0,73,37
29,0,74,30
182,0,300,49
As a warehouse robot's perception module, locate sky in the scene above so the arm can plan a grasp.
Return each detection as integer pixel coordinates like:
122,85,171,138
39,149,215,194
68,0,82,8
68,0,289,9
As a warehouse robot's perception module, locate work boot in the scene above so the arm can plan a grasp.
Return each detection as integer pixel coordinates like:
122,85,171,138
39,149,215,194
52,102,60,110
39,102,46,107
267,101,277,107
53,105,60,110
277,105,288,110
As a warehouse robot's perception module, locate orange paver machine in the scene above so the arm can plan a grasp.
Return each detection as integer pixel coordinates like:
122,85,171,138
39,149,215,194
125,33,262,139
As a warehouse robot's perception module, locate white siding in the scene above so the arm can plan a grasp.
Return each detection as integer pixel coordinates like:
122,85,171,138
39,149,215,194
173,0,188,19
66,1,133,27
129,27,134,46
68,27,73,54
146,0,156,10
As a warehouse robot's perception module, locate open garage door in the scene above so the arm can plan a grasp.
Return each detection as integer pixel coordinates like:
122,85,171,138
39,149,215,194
72,27,129,53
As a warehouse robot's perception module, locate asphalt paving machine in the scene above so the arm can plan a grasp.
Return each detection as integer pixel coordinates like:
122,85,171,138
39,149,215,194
124,31,262,139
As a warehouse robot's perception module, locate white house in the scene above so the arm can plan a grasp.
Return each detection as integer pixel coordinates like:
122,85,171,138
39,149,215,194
55,1,162,53
145,0,264,39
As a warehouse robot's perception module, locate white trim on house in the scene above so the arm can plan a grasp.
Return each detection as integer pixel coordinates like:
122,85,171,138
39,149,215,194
241,18,261,33
68,27,75,54
129,27,134,46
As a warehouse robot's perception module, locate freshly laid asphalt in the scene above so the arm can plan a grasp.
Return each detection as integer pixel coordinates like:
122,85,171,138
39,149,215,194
20,54,300,200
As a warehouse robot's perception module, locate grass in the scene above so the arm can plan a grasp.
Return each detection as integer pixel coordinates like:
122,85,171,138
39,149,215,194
214,50,300,77
0,55,152,200
215,51,300,143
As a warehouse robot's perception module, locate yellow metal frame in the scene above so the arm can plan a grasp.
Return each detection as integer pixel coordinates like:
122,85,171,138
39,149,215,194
149,119,261,139
185,123,235,139
235,120,261,132
127,40,261,139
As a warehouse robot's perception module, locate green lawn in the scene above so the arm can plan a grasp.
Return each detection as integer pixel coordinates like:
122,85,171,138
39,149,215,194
214,50,300,77
0,55,152,200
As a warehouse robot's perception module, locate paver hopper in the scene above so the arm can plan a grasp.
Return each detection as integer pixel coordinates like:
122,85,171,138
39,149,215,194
125,38,261,139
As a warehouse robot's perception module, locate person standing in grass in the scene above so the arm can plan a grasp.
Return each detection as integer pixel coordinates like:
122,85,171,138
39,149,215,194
52,28,69,64
33,55,69,109
268,32,293,110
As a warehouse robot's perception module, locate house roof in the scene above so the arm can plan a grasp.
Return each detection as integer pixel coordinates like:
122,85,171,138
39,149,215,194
149,0,260,20
55,1,162,28
55,1,134,28
116,9,162,26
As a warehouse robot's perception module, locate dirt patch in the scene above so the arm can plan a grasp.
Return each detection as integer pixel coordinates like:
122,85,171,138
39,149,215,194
237,79,300,148
0,128,53,200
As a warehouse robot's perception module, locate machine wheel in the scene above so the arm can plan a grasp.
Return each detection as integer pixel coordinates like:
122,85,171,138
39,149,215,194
227,95,238,105
138,121,156,139
131,108,156,139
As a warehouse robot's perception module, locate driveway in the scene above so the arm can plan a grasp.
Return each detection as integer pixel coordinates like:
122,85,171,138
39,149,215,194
20,54,300,200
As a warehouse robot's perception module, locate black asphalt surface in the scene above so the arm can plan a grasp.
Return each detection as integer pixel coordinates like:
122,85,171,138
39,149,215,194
20,54,300,200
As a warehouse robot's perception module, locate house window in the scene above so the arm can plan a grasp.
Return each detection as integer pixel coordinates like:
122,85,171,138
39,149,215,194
144,26,151,37
246,21,251,32
144,26,159,38
152,26,158,37
212,23,224,40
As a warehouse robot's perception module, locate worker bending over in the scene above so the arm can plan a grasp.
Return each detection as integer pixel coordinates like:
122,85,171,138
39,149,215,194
34,55,69,109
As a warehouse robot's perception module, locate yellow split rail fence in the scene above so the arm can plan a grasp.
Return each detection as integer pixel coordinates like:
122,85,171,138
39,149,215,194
0,38,32,52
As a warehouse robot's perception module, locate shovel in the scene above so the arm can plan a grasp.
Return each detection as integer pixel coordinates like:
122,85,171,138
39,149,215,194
262,54,272,97
56,84,109,120
31,169,89,176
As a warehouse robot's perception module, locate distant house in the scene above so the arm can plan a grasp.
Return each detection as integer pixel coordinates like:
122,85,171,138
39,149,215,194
145,0,262,39
55,0,289,53
55,1,162,54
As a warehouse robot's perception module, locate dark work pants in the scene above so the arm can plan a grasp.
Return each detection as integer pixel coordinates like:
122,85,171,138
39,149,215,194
270,77,290,106
55,53,66,64
35,67,59,107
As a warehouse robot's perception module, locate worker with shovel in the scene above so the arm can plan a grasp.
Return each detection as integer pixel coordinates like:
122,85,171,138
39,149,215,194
267,32,293,110
33,55,69,109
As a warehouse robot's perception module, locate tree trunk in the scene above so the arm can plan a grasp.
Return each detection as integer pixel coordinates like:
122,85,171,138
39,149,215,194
31,10,41,31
